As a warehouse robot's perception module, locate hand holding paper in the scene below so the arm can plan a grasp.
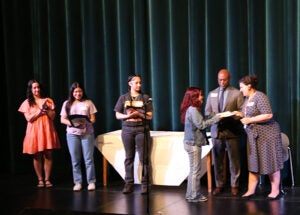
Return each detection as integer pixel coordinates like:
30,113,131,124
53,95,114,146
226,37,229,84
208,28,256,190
217,111,235,118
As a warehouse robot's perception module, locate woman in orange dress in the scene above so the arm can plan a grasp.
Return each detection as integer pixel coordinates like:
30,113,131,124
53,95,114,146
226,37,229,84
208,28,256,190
18,79,61,188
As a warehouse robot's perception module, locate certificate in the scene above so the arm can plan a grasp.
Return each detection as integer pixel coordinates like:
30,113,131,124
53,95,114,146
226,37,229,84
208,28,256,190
218,111,235,118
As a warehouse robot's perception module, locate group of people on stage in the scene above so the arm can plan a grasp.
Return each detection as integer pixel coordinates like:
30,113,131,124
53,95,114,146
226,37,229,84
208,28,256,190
18,75,153,194
181,69,283,203
18,80,97,191
18,70,283,202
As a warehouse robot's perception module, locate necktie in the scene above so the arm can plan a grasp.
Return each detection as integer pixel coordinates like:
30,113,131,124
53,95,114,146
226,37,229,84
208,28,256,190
219,87,224,111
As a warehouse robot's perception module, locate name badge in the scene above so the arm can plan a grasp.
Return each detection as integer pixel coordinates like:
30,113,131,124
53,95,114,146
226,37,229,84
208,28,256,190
247,102,254,106
211,93,218,97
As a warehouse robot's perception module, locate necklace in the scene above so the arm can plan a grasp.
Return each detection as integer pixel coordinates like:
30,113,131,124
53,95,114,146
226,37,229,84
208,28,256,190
131,93,139,101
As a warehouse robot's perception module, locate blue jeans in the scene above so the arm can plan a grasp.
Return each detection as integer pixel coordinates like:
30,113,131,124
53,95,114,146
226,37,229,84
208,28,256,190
66,133,96,184
184,143,203,199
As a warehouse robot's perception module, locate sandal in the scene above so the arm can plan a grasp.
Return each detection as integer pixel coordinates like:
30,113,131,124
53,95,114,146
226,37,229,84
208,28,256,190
45,180,53,188
37,180,44,188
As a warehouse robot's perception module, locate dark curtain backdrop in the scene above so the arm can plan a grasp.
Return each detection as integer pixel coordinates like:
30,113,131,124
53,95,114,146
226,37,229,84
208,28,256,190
1,0,300,185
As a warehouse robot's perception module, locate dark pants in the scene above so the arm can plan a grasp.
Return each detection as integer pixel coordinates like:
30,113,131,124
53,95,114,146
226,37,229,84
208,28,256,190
212,137,241,188
121,124,152,185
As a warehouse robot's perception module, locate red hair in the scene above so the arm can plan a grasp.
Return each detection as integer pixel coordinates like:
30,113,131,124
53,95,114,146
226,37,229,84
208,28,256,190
180,87,202,124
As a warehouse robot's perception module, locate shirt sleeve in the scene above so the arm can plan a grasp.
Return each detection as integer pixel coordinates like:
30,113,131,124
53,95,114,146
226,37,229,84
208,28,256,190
60,101,68,116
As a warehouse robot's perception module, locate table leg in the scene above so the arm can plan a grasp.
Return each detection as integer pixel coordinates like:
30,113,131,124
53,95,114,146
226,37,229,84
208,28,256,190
206,152,212,193
103,156,107,186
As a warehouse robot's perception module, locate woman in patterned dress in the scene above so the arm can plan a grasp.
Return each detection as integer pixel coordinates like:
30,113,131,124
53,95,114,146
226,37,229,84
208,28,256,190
18,80,61,188
234,75,283,200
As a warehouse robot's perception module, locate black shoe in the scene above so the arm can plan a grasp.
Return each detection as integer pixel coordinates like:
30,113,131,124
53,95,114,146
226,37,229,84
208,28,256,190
266,193,281,200
241,194,255,200
141,185,149,195
231,187,239,196
122,184,134,194
212,187,223,196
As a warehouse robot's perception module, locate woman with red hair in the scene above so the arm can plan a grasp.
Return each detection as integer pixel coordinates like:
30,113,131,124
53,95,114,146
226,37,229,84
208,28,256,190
180,87,223,202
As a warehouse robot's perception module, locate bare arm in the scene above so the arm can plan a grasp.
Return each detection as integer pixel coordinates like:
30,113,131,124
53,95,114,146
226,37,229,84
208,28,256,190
241,113,273,125
46,109,56,120
115,110,139,120
115,109,152,120
89,113,96,123
60,115,72,127
24,109,45,122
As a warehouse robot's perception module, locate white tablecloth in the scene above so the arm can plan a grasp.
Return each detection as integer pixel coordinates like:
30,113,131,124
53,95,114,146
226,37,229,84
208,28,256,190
95,130,212,186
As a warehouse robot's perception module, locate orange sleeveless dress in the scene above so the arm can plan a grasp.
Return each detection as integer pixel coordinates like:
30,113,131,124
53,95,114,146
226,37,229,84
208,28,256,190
18,98,61,154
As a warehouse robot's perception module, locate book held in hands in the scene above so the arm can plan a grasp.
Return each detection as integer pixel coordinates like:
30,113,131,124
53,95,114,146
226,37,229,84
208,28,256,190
68,114,91,127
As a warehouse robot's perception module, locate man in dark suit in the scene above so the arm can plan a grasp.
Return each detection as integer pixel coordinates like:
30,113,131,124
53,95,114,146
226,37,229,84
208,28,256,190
205,69,244,196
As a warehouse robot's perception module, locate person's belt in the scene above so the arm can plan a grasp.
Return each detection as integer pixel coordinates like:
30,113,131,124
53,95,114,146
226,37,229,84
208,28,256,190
126,118,143,122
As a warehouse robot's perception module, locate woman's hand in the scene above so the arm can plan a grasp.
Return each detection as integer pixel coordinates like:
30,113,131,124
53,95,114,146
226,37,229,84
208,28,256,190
232,111,243,118
127,109,140,118
45,109,56,120
240,117,252,125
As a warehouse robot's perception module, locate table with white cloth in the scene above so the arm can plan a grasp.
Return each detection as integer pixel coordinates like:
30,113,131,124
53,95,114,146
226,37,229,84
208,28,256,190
95,130,213,191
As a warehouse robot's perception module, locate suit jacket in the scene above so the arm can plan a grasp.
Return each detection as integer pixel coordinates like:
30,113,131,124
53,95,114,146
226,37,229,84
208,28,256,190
205,86,244,139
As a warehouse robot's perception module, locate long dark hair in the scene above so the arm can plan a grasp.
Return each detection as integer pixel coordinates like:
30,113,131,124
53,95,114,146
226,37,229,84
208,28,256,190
65,82,88,115
180,87,202,124
26,79,47,107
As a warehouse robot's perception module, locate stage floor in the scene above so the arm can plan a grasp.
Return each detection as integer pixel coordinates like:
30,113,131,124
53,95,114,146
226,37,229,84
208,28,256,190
2,173,299,215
